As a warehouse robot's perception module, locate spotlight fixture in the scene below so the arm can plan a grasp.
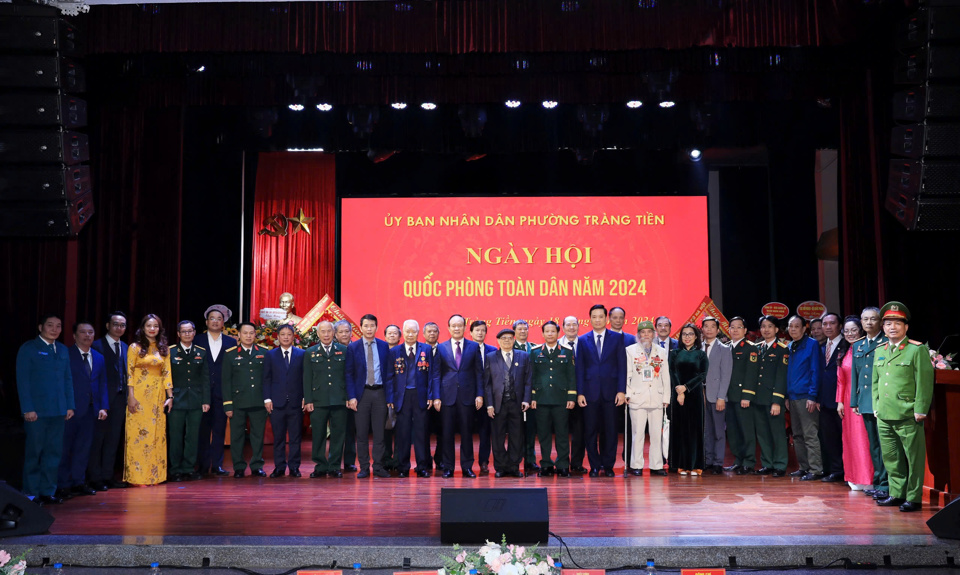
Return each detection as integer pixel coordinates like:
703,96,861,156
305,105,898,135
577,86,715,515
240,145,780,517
196,65,206,72
626,100,643,108
391,102,408,110
658,100,675,108
421,102,437,110
542,101,558,109
316,103,333,112
288,104,305,112
286,148,325,152
688,148,702,162
505,100,521,108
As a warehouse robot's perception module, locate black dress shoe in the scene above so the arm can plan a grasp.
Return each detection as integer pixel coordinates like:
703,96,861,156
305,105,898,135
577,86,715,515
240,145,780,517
38,494,63,505
442,470,453,478
821,472,844,482
54,488,73,500
374,469,391,478
863,489,877,496
310,471,325,478
604,469,615,477
800,472,823,481
479,464,490,474
710,466,722,475
398,471,409,478
630,469,643,476
538,466,555,477
588,469,600,477
650,469,668,476
88,481,108,492
73,484,97,496
525,463,541,475
417,469,431,478
214,467,231,477
234,470,245,478
514,470,526,478
572,465,589,474
789,469,807,477
108,480,130,488
899,501,922,512
723,464,741,472
495,471,506,478
873,490,890,500
170,473,185,483
329,470,343,478
557,468,570,477
269,469,286,478
357,469,371,478
345,465,358,472
772,469,786,477
251,469,267,477
877,496,906,507
757,467,773,475
185,472,203,481
290,469,301,478
462,469,477,478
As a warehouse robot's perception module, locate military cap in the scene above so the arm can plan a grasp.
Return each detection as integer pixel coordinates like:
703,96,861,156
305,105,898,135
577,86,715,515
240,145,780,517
880,301,910,322
637,320,655,331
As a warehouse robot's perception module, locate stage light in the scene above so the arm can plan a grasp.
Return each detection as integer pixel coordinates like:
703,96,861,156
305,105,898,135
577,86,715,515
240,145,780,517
286,148,325,152
542,101,558,109
659,100,675,108
688,148,702,161
626,100,643,108
505,100,521,108
391,102,408,110
288,104,305,112
316,103,333,112
421,102,437,110
196,65,206,72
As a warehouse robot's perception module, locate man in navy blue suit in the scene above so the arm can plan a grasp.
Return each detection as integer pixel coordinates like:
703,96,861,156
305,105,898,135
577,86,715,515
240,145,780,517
346,314,395,478
576,304,627,477
655,316,679,351
470,320,498,474
89,311,129,491
195,305,236,476
263,324,306,477
818,312,845,483
431,314,484,478
389,319,438,478
56,322,108,500
610,307,637,347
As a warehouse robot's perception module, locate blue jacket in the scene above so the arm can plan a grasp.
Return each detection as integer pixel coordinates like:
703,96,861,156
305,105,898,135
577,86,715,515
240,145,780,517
575,329,627,402
194,332,237,400
787,336,824,401
431,338,485,406
262,346,305,409
16,337,74,416
389,342,438,413
346,338,395,404
91,336,128,394
68,346,109,412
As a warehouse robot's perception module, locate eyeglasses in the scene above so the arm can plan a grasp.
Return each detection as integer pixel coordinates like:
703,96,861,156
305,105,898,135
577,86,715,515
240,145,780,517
111,322,127,327
681,332,696,338
179,329,196,334
843,329,861,335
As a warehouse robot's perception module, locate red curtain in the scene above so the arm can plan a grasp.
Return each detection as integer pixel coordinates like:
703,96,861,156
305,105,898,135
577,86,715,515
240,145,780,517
250,153,336,324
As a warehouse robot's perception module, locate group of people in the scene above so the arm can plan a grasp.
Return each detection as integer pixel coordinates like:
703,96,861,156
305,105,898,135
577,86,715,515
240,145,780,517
16,300,933,514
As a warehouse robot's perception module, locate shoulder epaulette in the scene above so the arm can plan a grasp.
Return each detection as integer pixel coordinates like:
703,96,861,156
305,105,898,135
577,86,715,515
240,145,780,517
225,346,237,352
853,336,866,343
908,339,924,346
194,345,206,350
777,342,788,349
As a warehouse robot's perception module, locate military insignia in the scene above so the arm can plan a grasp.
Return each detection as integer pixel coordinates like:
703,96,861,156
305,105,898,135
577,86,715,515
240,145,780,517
782,355,789,366
749,352,757,362
335,351,343,355
256,355,264,359
891,304,899,311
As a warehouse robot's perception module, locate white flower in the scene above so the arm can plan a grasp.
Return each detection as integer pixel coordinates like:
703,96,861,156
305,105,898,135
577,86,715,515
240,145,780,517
438,569,447,575
484,549,502,565
500,564,520,575
526,563,541,575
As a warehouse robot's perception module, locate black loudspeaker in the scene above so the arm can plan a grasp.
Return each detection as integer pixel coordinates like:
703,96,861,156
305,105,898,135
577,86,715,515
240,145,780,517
0,191,94,237
0,130,90,165
885,188,960,231
0,56,86,92
927,497,960,539
890,123,960,158
0,15,80,54
0,92,87,128
0,481,54,536
896,7,960,49
440,488,549,544
893,86,960,121
0,165,91,201
894,46,960,84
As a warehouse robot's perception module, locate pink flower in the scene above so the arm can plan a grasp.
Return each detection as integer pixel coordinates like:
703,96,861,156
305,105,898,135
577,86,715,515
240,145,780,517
456,552,467,563
490,559,502,572
516,546,526,559
937,361,948,369
0,550,10,567
500,553,513,565
546,555,554,567
11,560,27,574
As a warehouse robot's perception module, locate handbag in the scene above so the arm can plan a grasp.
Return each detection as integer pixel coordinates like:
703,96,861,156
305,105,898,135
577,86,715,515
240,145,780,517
661,407,671,460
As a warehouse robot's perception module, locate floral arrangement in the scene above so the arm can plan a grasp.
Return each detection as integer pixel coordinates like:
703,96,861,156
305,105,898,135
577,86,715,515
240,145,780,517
0,550,27,575
221,322,319,350
440,536,560,575
930,349,957,370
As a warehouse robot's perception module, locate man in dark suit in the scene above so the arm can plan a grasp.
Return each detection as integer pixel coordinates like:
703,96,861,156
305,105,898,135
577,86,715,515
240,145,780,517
56,321,108,500
334,319,358,472
263,324,306,477
655,316,679,351
389,319,438,478
304,321,349,478
88,311,129,491
818,312,845,482
609,307,637,347
423,321,444,471
346,314,395,478
576,304,627,477
17,314,74,505
561,315,586,473
470,320,497,474
485,328,533,478
432,314,485,478
512,319,541,475
168,321,210,482
195,305,236,477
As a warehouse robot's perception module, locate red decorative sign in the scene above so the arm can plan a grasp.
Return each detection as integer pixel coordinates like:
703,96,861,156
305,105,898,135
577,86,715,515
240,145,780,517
797,300,826,321
681,570,726,575
562,570,605,575
676,295,731,338
298,571,342,575
761,302,790,319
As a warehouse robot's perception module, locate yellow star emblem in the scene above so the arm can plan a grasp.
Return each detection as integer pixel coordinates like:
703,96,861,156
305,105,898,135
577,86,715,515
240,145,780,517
287,208,315,235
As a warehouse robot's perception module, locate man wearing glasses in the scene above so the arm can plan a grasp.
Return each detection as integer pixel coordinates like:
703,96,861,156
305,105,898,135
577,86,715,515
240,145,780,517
168,321,210,481
89,312,130,491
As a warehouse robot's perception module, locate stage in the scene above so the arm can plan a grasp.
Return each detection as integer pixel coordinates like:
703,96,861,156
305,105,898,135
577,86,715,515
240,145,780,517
2,439,955,572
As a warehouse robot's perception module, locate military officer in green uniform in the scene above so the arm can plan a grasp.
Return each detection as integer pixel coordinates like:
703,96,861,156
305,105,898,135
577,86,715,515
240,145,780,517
753,315,789,477
872,301,933,512
850,306,889,499
304,320,349,478
529,321,576,477
513,319,541,475
168,321,210,482
726,317,760,474
222,322,269,478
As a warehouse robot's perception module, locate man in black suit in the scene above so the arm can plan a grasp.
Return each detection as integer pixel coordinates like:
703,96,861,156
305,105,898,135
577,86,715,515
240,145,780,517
819,312,845,482
334,319,358,472
561,315,587,473
655,316,679,350
196,305,236,476
470,320,497,474
423,321,444,471
263,324,306,477
390,319,438,477
484,328,532,478
88,311,129,491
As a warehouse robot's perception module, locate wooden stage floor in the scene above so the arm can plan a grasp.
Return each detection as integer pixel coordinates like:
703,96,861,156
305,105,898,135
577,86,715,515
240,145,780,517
42,439,939,540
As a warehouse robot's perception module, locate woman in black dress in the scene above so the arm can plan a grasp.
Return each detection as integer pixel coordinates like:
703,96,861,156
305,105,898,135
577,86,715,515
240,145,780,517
669,323,708,475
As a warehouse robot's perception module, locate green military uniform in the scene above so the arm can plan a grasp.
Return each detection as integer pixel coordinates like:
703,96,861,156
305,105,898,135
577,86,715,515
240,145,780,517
726,339,759,470
753,340,789,473
222,344,268,474
530,343,576,472
872,302,933,507
303,341,349,475
851,333,889,492
168,344,210,476
515,340,540,469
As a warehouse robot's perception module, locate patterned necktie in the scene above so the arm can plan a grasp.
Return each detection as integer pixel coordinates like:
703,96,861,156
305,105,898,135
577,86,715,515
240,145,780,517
82,352,91,376
825,341,832,360
366,342,376,386
408,347,415,361
324,345,331,355
455,341,462,368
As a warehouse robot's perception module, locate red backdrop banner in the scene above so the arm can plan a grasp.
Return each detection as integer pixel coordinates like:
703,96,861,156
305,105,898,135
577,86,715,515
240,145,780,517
251,153,336,325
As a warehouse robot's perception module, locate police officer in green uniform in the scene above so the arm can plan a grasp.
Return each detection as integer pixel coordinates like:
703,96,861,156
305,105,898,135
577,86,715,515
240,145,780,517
168,321,210,482
304,320,349,478
726,317,760,474
222,322,269,478
513,319,541,475
529,320,576,477
850,306,889,499
872,301,933,512
753,315,789,477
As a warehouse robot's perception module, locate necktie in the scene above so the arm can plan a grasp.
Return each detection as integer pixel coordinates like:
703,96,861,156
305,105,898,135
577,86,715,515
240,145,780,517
284,350,290,367
455,341,462,368
114,341,125,390
324,345,331,355
659,340,665,349
596,334,602,355
505,352,512,368
705,342,711,355
82,352,91,376
366,342,376,386
825,341,832,360
408,347,415,361
49,343,57,354
760,343,766,355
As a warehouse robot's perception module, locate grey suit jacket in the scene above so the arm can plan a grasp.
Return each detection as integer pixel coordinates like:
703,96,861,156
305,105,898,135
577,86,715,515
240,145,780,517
483,349,532,413
703,340,733,403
